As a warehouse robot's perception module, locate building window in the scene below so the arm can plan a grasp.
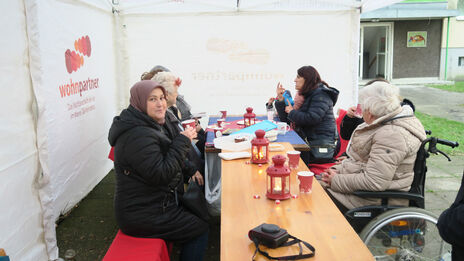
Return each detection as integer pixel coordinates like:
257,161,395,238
459,57,464,67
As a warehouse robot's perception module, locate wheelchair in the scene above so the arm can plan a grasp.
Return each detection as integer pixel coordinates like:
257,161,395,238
344,132,459,260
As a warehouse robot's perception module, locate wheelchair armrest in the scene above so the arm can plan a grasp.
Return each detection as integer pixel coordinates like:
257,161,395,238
353,190,424,202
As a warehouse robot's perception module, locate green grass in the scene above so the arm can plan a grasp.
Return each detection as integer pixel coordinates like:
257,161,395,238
427,81,464,93
415,111,464,155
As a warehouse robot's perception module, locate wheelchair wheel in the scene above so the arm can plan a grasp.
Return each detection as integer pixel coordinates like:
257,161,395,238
359,207,450,261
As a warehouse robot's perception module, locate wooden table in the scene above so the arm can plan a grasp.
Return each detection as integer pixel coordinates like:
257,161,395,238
220,142,374,260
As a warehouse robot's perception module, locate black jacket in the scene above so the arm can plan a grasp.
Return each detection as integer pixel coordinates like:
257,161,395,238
169,106,207,158
108,105,208,241
340,115,364,141
275,84,339,144
437,173,464,260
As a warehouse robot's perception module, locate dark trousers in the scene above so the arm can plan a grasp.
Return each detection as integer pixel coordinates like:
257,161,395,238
180,230,209,261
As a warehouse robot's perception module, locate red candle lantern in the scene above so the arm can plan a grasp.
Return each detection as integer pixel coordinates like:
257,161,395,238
266,155,291,200
251,130,269,164
244,107,256,127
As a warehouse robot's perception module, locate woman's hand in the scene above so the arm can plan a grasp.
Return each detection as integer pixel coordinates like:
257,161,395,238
190,171,204,186
181,126,197,141
346,106,357,118
335,156,347,164
321,168,338,186
276,82,285,101
285,99,294,113
267,97,276,105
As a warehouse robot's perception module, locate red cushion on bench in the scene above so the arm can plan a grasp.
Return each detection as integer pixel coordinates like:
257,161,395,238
103,230,170,261
108,147,115,161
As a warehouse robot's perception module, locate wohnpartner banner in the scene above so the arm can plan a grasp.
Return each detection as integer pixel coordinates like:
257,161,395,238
25,0,116,259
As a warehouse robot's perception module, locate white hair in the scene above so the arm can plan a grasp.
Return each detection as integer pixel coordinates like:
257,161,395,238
151,71,177,95
359,81,401,117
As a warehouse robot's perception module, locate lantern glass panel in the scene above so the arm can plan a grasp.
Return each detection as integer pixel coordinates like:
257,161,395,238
252,146,258,159
258,147,264,160
262,149,267,159
267,176,271,193
284,176,290,193
273,177,282,193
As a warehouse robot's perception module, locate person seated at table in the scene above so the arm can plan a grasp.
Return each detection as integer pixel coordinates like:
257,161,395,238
141,65,193,121
108,80,208,261
152,71,206,174
143,66,206,155
340,78,415,141
321,81,426,213
272,65,339,165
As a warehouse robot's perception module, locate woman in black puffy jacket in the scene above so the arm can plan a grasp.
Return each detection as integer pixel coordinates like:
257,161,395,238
108,80,208,261
274,65,339,164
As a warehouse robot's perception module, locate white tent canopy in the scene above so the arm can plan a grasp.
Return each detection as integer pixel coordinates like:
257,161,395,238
0,0,399,260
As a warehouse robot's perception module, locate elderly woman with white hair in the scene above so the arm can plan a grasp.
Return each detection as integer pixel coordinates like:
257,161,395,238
321,81,427,212
152,71,206,183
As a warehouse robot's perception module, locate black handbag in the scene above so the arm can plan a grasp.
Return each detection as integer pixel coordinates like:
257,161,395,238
180,179,210,221
308,139,336,164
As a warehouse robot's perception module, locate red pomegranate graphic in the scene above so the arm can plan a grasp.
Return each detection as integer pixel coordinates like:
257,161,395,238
65,35,91,74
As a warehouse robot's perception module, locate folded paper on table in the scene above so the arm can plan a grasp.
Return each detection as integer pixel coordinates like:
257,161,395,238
218,151,251,160
269,143,284,151
213,133,253,151
232,120,277,135
265,129,278,142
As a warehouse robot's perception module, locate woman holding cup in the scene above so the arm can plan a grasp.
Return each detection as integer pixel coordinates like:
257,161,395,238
321,81,425,213
108,81,209,260
340,78,415,141
272,66,339,165
152,72,206,177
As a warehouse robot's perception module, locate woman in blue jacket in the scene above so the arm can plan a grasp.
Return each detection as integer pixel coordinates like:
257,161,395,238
274,66,339,164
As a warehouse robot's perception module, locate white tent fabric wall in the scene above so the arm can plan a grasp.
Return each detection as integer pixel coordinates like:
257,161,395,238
122,10,359,116
24,0,117,259
0,1,48,260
